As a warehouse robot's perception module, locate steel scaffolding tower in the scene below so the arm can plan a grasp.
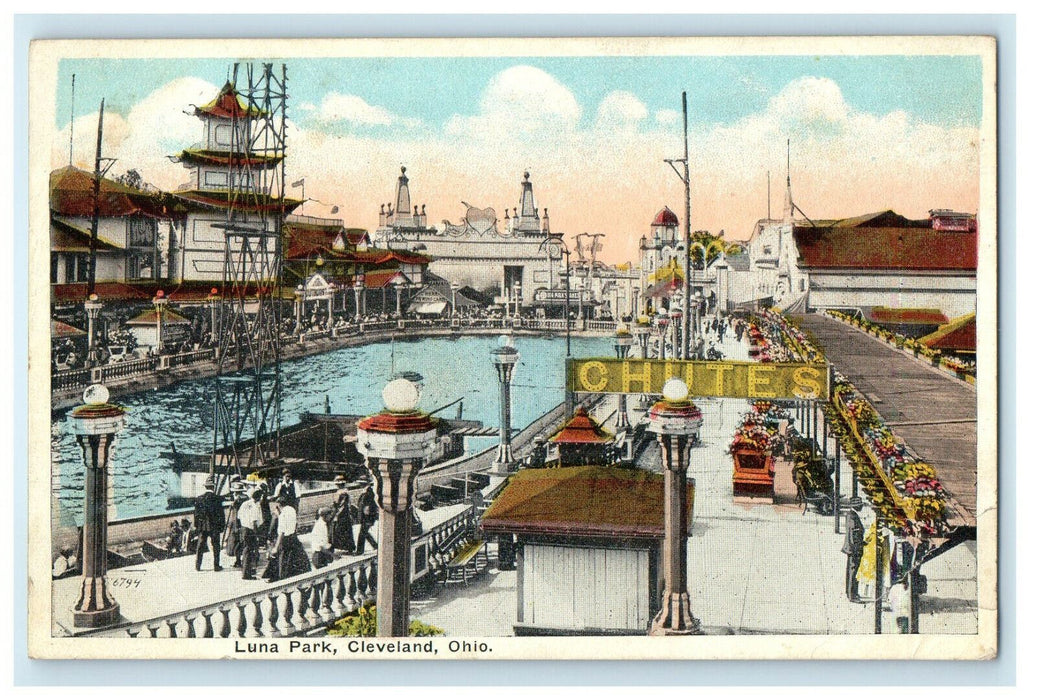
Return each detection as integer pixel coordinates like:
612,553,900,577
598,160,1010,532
210,63,288,491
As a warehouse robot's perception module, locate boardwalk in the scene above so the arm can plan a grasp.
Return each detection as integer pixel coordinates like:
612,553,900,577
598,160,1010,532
795,313,977,528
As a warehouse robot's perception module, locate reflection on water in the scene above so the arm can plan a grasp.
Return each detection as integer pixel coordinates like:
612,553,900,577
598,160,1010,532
53,334,613,524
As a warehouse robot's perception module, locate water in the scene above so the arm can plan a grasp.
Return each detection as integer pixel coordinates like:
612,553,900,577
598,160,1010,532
52,334,614,525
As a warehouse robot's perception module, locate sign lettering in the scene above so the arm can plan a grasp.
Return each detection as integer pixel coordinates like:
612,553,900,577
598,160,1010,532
566,358,829,400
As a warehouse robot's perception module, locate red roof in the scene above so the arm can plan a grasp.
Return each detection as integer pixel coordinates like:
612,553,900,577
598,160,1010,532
919,313,976,352
283,221,346,259
794,224,977,271
480,466,693,539
50,167,169,219
548,407,614,444
52,319,86,338
125,308,192,325
51,282,153,303
345,230,370,246
195,82,262,120
652,206,679,227
362,269,408,289
51,218,122,252
865,307,949,325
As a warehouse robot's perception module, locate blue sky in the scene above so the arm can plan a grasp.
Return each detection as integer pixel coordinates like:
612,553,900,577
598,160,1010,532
55,54,983,132
50,52,987,260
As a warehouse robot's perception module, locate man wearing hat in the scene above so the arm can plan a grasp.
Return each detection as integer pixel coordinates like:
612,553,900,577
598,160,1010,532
237,489,264,580
273,469,299,511
194,477,226,572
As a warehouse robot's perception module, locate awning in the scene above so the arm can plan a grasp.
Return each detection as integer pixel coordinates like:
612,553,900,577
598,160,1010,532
412,301,447,316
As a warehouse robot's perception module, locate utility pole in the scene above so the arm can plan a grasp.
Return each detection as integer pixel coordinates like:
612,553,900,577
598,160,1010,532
664,92,692,359
88,99,105,297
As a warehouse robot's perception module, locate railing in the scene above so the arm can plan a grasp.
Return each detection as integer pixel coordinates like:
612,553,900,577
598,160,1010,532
78,506,476,638
52,367,91,391
167,348,216,369
99,356,158,382
53,317,620,397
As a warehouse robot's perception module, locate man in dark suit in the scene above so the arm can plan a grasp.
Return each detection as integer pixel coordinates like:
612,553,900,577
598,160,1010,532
194,477,226,572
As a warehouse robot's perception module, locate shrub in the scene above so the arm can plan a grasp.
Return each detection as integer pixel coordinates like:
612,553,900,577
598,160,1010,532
326,601,444,637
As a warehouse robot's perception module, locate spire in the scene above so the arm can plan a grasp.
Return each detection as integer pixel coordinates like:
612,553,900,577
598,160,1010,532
783,139,794,224
395,166,411,221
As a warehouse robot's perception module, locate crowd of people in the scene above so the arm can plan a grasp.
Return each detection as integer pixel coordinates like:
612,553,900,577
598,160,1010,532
181,469,381,583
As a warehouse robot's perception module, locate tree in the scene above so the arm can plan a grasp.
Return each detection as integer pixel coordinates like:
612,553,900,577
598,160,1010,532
117,169,144,191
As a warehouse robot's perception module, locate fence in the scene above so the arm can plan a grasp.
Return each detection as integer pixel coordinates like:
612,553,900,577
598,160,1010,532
53,317,619,397
78,507,476,638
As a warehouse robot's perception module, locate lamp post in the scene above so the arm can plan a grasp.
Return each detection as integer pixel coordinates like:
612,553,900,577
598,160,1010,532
670,306,683,360
84,294,103,368
152,290,167,354
692,291,702,347
356,378,437,637
655,310,669,360
207,288,219,346
450,281,460,320
513,282,523,320
613,325,633,432
353,271,365,323
538,234,572,357
491,334,520,474
293,284,304,334
69,384,125,627
393,276,406,318
647,377,703,635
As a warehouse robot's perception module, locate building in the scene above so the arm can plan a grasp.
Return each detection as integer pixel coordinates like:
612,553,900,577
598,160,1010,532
169,81,301,282
49,166,174,287
480,465,694,635
371,168,557,309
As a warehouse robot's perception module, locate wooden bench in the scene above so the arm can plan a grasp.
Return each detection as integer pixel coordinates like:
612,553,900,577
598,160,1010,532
442,538,487,585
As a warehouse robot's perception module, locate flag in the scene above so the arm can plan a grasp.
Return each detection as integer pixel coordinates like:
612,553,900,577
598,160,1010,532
291,178,305,188
330,206,339,214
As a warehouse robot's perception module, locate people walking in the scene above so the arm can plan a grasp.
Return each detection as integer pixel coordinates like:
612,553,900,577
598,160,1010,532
237,489,263,580
223,483,247,568
355,485,379,555
274,469,300,511
330,476,356,554
310,507,334,569
263,493,311,581
842,509,865,602
193,478,226,572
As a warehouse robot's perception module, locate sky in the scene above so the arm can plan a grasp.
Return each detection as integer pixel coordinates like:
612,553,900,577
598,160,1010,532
51,54,985,264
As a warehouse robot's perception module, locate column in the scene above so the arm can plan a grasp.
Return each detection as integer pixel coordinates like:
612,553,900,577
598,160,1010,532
356,378,437,637
152,292,168,353
69,384,125,627
491,335,519,473
647,378,703,635
84,296,103,367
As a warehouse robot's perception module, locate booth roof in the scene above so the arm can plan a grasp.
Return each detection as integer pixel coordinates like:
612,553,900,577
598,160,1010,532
480,465,693,539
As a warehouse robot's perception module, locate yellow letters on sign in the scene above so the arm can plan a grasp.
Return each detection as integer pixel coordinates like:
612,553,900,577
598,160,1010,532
566,358,828,400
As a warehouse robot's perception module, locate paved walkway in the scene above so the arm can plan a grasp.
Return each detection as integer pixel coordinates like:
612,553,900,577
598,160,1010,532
794,313,977,528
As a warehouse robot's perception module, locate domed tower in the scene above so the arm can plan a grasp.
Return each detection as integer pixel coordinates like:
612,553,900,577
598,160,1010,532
652,206,679,246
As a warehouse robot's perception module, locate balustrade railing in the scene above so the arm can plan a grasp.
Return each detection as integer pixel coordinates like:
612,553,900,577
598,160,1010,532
78,507,475,639
167,348,216,369
52,367,90,391
99,356,158,382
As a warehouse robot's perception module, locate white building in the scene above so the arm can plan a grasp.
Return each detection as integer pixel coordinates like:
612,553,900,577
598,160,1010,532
371,168,558,309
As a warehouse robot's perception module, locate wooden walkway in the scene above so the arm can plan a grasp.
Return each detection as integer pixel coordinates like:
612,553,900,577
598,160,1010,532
795,314,977,528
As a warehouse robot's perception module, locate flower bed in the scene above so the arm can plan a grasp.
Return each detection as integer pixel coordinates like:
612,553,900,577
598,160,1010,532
746,310,825,364
826,309,956,366
825,375,950,537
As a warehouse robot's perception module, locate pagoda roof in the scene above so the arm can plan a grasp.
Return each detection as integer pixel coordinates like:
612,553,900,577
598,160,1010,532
50,166,171,219
919,313,977,352
125,308,193,326
176,148,283,168
480,465,693,539
195,82,264,120
172,189,303,215
548,407,614,444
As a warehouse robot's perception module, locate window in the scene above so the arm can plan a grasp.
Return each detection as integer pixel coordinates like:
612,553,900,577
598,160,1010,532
799,278,806,292
51,253,59,284
127,217,157,247
127,252,156,281
763,245,773,256
214,124,233,147
204,170,229,188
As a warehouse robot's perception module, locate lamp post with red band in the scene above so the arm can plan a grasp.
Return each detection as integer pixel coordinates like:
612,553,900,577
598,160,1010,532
356,378,437,637
69,384,125,628
647,377,703,635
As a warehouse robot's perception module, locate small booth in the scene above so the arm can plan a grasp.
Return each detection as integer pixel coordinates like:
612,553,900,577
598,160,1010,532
546,407,615,467
481,465,694,636
123,307,192,352
729,401,788,499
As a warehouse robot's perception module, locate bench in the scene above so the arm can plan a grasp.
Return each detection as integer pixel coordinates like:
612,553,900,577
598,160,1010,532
442,538,487,585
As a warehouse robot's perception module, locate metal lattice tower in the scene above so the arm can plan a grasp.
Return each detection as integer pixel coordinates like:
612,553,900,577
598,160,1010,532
210,63,288,490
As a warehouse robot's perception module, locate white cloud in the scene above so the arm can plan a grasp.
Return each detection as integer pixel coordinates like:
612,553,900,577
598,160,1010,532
52,71,980,266
595,91,649,131
317,93,402,127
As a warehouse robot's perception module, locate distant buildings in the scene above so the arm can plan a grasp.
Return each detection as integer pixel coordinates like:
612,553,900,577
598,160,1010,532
372,169,557,310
